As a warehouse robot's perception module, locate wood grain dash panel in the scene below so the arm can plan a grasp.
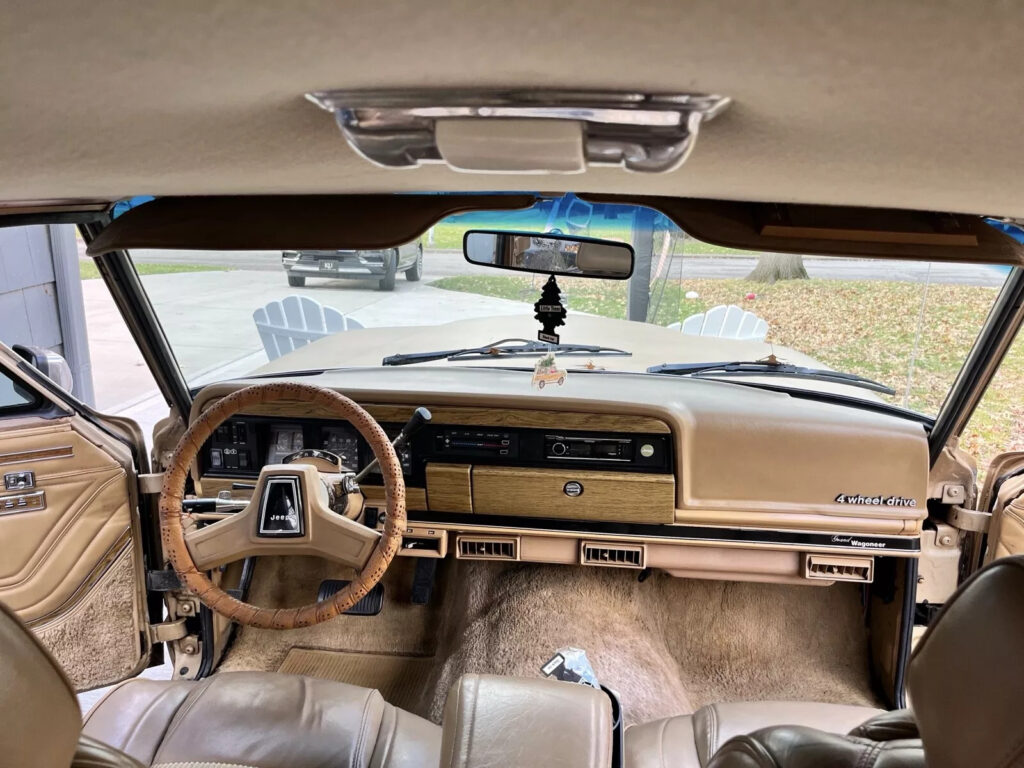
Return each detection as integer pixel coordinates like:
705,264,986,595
426,463,473,513
361,486,427,512
472,466,674,524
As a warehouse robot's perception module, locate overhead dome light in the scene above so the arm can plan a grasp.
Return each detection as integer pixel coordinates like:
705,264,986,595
305,89,730,174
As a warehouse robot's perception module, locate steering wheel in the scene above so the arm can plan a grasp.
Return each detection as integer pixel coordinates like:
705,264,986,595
158,382,406,629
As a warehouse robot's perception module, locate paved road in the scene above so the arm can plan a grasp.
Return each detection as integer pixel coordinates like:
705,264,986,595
132,248,1008,287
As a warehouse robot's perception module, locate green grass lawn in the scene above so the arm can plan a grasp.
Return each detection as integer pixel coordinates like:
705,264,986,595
432,273,1024,468
78,260,227,280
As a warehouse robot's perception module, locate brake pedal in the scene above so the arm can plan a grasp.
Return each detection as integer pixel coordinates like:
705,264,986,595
316,580,384,616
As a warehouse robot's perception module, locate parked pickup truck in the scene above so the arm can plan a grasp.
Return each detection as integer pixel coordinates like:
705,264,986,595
282,239,423,290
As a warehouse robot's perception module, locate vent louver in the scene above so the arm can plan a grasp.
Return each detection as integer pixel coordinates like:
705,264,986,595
580,541,646,569
804,555,874,583
456,535,519,561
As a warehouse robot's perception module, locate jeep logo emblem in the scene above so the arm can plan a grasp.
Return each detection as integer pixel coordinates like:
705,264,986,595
563,481,584,497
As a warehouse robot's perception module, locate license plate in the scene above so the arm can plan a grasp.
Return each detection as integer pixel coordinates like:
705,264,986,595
320,260,336,271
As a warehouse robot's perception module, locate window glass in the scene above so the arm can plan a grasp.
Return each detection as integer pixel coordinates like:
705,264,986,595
131,193,1012,418
0,368,38,413
961,326,1024,476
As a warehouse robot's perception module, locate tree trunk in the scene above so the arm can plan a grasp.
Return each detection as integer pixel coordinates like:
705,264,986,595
746,253,809,283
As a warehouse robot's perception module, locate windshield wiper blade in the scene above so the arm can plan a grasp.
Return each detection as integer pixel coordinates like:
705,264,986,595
647,359,896,395
382,338,631,366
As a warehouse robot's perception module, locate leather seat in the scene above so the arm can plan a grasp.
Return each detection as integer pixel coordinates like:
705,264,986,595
629,555,1024,768
0,599,440,768
626,700,883,767
82,672,441,768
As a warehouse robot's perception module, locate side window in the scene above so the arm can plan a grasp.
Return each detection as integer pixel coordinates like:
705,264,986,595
0,366,39,414
960,328,1024,477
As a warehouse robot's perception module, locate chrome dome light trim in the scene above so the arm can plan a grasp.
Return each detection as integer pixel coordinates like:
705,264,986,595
305,89,731,174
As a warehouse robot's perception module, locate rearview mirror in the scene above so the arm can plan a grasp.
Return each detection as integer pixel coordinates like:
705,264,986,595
463,230,634,279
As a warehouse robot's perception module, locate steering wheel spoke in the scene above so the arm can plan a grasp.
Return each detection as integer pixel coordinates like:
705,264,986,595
184,464,381,571
159,382,406,629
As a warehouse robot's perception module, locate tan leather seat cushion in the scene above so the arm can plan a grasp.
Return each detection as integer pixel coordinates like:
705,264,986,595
441,674,613,768
626,701,883,767
0,600,82,768
82,671,441,768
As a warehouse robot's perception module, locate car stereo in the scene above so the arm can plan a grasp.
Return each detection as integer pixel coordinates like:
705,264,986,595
545,435,633,462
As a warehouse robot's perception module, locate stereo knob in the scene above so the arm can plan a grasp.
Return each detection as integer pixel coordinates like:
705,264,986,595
551,441,568,456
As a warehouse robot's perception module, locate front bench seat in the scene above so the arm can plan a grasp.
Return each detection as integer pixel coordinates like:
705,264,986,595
82,673,441,768
0,600,441,768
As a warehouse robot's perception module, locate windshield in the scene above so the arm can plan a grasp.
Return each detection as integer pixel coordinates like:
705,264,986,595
131,194,1015,418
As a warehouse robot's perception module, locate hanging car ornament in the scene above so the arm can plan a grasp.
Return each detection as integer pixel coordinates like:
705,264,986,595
532,353,568,389
534,274,567,344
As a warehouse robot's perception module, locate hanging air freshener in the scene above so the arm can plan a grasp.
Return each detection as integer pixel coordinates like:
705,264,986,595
534,274,567,344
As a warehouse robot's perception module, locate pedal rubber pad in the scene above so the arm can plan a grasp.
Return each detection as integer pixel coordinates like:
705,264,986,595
316,579,384,616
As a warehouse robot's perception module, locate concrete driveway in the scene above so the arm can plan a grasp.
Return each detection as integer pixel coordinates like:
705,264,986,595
82,260,528,439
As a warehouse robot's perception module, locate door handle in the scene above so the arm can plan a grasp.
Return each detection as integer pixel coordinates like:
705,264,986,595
4,471,35,490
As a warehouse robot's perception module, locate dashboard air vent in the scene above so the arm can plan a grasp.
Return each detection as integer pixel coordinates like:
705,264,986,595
581,541,646,569
804,555,874,583
456,535,519,561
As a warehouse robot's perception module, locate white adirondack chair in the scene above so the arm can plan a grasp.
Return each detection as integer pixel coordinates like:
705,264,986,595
253,295,363,361
668,304,769,342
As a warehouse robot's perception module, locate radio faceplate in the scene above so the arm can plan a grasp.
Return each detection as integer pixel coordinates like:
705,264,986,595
545,435,633,462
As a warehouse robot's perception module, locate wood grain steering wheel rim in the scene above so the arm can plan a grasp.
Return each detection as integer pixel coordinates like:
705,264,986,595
159,382,406,629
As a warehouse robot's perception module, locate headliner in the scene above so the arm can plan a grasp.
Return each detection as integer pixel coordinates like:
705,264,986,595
3,1,1022,217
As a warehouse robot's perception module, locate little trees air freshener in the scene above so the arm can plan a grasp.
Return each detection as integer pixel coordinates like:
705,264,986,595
534,275,567,343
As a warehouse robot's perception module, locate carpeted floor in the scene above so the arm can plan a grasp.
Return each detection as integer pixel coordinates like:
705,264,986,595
218,556,880,726
217,556,446,673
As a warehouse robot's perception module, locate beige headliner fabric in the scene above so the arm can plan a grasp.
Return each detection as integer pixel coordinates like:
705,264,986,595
3,1,1024,217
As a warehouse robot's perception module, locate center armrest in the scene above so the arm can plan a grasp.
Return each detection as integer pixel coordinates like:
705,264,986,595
440,674,613,768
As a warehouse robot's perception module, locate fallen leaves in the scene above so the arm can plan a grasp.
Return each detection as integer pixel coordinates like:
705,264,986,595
433,273,1023,467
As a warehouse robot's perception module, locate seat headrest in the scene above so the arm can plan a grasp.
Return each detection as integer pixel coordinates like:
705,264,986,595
0,600,82,767
908,556,1024,768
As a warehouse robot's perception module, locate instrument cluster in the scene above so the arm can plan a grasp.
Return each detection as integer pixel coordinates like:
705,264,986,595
204,416,669,483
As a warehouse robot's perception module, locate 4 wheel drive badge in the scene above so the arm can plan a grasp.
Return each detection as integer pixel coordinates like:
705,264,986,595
258,476,304,537
834,493,917,508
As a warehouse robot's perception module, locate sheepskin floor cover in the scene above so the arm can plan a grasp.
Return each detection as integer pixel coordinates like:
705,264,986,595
218,556,879,725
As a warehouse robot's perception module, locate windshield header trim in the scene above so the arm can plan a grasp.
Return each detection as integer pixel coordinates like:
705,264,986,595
85,193,1024,267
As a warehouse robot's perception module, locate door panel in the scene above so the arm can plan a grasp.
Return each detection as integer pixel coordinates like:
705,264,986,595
0,351,150,691
1,420,131,619
981,452,1024,562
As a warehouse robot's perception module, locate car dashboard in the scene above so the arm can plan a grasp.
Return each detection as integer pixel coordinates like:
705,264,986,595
192,367,929,586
